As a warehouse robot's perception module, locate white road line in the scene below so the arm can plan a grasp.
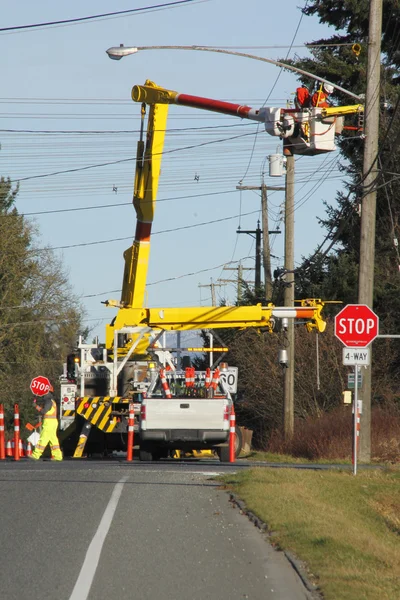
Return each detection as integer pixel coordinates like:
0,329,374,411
68,475,128,600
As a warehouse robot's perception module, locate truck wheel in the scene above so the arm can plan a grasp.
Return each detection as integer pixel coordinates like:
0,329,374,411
235,426,243,457
217,446,230,462
139,447,154,461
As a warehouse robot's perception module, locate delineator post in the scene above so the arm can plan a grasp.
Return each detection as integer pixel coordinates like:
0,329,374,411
229,405,236,463
126,403,135,462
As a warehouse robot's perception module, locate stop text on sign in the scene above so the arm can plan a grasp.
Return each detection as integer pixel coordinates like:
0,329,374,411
336,318,376,336
30,375,52,397
31,379,50,393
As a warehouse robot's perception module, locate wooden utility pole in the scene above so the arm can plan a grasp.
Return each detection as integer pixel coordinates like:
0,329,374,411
236,184,283,299
283,148,295,440
198,280,224,306
358,0,383,462
219,263,254,303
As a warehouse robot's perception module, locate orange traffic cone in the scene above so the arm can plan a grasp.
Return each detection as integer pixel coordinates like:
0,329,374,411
26,442,32,457
6,440,12,457
19,439,25,457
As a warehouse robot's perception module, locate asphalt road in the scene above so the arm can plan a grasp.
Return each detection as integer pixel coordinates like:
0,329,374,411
0,458,313,600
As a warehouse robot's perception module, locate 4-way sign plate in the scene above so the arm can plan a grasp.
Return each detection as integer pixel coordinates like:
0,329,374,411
342,347,370,366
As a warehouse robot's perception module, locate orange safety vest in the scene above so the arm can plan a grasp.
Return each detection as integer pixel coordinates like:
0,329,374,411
44,399,58,420
311,91,330,108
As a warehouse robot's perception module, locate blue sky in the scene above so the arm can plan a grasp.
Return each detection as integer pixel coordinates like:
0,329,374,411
1,1,343,343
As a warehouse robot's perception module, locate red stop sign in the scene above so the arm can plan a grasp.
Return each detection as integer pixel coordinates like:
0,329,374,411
335,304,379,348
30,375,51,397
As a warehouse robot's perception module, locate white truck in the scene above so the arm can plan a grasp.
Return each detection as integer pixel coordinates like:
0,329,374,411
138,365,235,462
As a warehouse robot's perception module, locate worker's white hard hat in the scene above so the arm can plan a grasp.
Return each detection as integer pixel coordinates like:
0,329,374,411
323,83,334,94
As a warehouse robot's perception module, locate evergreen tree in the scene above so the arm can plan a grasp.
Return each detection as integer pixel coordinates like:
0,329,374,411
288,0,400,399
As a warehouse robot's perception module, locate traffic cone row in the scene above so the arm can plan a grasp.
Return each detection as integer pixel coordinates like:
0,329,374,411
3,438,32,459
0,403,34,460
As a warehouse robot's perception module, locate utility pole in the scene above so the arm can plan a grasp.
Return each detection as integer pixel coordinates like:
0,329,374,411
237,184,284,300
283,147,295,440
236,222,262,289
219,263,254,303
198,280,224,306
358,0,383,462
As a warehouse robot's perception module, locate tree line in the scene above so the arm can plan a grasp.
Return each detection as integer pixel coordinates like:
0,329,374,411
0,177,85,433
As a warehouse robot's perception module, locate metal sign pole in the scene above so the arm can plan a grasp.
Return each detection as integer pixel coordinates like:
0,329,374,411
353,364,359,476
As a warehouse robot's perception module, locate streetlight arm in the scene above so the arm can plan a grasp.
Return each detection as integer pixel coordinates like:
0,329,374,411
106,44,363,101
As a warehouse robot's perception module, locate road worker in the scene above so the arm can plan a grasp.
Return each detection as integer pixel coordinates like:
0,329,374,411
294,85,311,109
30,385,63,461
311,82,334,108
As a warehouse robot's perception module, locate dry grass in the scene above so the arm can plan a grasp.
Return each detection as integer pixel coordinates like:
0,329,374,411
223,467,400,600
263,405,400,463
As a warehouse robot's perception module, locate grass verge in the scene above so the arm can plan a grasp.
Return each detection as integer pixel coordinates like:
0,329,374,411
242,450,351,464
222,466,400,600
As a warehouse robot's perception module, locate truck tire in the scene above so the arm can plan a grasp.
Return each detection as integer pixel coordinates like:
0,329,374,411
235,426,243,457
217,446,230,462
217,427,243,462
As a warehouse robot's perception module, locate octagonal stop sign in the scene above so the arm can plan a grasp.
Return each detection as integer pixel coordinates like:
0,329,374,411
30,375,51,397
335,304,379,348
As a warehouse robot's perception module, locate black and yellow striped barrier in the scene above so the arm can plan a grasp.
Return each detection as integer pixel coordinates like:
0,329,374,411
76,396,140,433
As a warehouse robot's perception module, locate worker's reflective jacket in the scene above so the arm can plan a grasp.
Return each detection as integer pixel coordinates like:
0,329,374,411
44,400,58,420
311,91,330,108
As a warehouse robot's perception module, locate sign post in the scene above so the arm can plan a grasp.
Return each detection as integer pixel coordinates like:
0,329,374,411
335,304,379,475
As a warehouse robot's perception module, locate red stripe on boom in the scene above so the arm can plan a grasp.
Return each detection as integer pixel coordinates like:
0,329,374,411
176,93,253,118
135,221,152,242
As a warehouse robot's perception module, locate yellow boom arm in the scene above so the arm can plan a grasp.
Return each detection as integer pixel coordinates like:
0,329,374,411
105,81,328,356
105,299,326,350
118,84,169,309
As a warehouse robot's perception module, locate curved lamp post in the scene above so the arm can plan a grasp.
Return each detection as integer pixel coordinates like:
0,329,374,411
106,44,362,101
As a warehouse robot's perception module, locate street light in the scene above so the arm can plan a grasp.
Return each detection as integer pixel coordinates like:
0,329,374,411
106,44,363,101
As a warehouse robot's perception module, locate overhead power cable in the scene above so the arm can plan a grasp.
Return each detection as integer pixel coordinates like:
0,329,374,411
0,0,199,32
33,209,261,252
10,131,257,184
81,256,254,298
19,190,237,217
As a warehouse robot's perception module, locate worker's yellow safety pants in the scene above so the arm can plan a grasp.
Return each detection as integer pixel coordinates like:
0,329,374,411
31,420,63,461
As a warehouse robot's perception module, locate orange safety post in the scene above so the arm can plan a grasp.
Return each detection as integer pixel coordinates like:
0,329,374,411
126,403,135,462
211,368,220,391
185,367,195,388
14,403,20,461
160,368,172,398
229,404,236,463
0,404,5,460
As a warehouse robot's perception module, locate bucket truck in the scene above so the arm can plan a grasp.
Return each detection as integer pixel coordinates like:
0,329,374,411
59,81,329,461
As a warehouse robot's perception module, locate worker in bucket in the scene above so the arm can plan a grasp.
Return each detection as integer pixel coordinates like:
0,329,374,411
29,384,63,461
311,82,334,108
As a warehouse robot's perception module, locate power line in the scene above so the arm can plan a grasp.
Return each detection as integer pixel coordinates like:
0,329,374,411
0,0,198,33
33,209,261,251
10,131,258,184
